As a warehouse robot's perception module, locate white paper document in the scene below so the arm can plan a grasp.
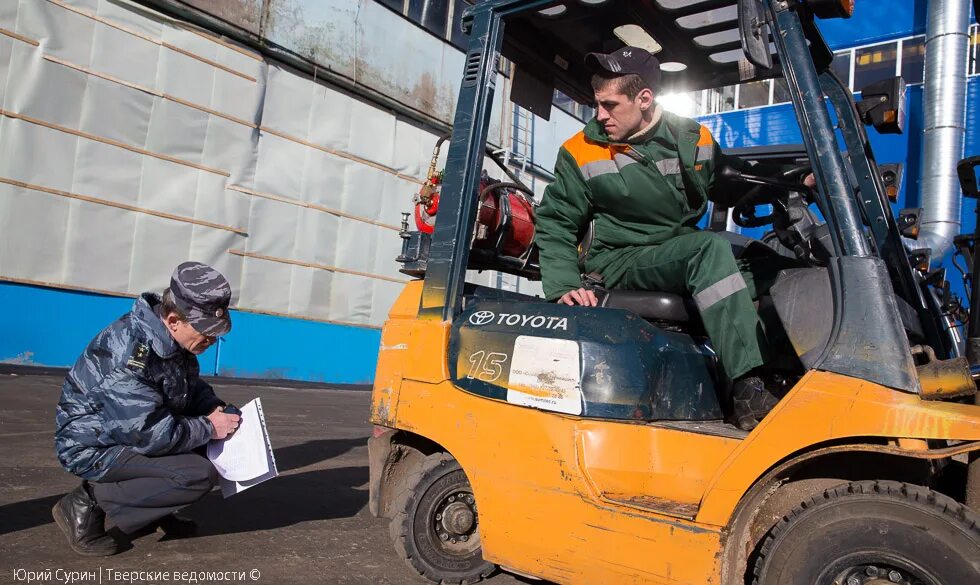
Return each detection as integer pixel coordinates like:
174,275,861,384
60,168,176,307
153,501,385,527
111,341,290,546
206,398,278,497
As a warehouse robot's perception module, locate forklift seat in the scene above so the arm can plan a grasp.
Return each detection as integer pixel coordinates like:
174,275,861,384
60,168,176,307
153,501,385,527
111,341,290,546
600,289,699,325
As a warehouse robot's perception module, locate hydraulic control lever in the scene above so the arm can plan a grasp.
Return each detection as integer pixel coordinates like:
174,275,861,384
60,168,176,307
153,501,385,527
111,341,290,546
718,165,811,194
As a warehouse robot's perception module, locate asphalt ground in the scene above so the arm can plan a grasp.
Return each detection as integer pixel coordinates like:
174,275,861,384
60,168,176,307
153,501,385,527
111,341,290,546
0,373,524,585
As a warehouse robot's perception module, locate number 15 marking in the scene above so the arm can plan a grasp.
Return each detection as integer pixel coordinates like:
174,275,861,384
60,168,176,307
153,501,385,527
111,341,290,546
466,351,508,382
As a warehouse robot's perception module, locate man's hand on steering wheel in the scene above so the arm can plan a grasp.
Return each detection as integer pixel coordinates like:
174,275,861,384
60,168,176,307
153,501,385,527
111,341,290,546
803,173,816,189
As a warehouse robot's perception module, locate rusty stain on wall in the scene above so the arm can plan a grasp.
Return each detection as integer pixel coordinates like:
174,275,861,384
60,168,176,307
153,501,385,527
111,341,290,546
175,0,461,125
182,0,264,35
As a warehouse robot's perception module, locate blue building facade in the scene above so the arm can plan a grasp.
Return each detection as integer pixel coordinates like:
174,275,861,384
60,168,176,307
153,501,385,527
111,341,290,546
694,1,978,305
700,1,978,233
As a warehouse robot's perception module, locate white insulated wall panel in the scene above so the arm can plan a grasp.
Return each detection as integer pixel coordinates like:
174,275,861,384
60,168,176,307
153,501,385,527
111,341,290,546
0,0,541,330
0,117,79,192
0,183,71,283
130,215,196,293
62,201,137,292
187,226,245,304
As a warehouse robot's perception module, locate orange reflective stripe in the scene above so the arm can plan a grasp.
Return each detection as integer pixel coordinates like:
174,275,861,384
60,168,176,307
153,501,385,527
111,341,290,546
563,131,616,168
697,124,714,148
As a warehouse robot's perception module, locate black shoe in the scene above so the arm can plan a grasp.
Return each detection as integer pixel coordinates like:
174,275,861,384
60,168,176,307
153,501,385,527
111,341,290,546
155,512,197,537
732,375,779,431
52,482,120,556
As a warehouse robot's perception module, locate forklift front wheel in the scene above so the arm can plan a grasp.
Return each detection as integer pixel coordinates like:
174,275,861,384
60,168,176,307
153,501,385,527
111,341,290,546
388,452,496,584
752,480,980,584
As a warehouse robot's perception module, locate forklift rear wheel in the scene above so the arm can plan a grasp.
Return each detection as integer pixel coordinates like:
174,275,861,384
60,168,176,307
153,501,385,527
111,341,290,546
752,480,980,585
389,452,496,584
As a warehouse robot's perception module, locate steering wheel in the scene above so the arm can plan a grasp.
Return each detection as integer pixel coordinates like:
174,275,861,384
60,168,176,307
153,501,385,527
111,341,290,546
732,186,779,228
731,164,812,228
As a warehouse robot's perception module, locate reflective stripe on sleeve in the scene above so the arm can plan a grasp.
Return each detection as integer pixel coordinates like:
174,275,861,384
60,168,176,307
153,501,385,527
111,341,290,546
656,158,681,175
580,159,618,179
581,154,639,179
693,272,748,312
613,152,639,170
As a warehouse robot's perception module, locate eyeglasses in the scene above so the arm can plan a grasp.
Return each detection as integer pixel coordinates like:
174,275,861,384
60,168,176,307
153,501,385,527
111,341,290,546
183,321,220,343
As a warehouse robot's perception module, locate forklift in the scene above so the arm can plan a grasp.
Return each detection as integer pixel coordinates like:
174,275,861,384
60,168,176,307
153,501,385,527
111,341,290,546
367,1,980,583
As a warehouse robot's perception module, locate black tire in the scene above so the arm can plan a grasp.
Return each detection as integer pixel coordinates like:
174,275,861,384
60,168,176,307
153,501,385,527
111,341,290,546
388,453,495,584
753,480,980,585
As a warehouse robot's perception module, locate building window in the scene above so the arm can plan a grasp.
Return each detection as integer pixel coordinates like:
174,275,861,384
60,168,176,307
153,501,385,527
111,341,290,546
706,85,736,114
553,90,576,117
410,0,451,36
383,0,474,50
772,78,792,104
450,0,474,49
854,41,899,92
969,23,979,76
377,0,405,11
901,37,926,85
738,80,770,109
831,50,852,87
683,32,934,117
553,90,594,121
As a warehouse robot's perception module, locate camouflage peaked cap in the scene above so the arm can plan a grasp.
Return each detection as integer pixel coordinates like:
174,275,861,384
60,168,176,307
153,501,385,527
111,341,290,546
169,261,232,337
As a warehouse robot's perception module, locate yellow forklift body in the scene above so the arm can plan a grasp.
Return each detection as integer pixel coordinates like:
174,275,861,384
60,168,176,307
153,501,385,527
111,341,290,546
371,281,980,584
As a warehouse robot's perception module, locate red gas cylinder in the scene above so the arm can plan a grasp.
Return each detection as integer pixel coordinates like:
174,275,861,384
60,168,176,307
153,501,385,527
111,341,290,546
414,191,439,234
413,171,537,260
474,182,536,259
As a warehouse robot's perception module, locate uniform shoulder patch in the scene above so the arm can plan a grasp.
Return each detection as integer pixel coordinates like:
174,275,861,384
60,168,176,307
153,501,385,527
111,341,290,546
696,124,715,147
126,342,150,371
563,131,613,168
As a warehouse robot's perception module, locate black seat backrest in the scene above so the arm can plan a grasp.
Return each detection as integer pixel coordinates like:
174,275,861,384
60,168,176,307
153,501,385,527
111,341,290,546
600,289,702,329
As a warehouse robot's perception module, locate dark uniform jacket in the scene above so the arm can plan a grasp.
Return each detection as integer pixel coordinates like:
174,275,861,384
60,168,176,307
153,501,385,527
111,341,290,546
55,293,224,480
535,111,748,301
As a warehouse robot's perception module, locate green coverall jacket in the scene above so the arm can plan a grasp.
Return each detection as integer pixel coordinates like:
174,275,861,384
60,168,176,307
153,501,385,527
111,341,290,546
536,111,742,300
535,111,769,380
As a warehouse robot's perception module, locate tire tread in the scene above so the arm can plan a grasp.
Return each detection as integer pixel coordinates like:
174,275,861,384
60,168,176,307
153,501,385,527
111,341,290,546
387,452,495,585
752,480,980,585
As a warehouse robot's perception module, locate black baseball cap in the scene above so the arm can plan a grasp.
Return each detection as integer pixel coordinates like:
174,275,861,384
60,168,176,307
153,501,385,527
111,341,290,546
585,46,662,90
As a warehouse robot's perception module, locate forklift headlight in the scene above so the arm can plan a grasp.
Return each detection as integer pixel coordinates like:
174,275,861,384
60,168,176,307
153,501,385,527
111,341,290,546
909,248,931,273
810,0,855,19
879,163,904,202
857,77,907,135
898,207,923,240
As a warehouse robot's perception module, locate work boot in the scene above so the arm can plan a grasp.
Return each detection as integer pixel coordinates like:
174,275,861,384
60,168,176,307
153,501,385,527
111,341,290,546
51,481,120,556
155,512,197,537
732,375,780,431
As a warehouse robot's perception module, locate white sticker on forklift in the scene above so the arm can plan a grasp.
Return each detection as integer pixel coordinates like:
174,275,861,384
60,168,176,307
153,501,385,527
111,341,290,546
507,335,582,415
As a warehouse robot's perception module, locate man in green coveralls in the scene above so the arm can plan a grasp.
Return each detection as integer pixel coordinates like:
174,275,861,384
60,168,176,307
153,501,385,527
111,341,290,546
536,47,812,430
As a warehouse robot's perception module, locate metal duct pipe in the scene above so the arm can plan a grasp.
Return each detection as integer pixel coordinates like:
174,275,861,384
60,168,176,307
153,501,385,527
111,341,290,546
917,0,970,260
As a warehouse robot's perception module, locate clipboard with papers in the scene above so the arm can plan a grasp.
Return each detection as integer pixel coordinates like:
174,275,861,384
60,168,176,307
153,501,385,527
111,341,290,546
206,398,278,498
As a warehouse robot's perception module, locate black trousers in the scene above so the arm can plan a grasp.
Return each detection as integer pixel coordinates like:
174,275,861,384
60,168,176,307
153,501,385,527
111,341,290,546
91,449,217,533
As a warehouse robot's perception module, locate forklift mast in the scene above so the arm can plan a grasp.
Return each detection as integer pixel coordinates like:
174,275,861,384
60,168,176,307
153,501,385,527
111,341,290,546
419,0,923,393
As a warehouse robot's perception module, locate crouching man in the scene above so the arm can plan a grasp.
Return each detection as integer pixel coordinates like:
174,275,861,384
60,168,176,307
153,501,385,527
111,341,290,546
53,261,241,555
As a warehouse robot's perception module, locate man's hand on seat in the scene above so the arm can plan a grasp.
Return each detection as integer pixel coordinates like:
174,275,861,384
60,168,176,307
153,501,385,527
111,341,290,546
557,288,598,306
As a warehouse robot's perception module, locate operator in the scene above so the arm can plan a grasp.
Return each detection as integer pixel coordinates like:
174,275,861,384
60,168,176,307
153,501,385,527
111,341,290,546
53,261,240,556
536,47,813,431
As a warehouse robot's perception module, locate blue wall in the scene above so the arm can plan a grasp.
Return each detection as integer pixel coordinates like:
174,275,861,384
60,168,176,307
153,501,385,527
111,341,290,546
700,76,980,301
700,86,929,208
817,0,976,50
818,0,928,49
0,281,381,384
